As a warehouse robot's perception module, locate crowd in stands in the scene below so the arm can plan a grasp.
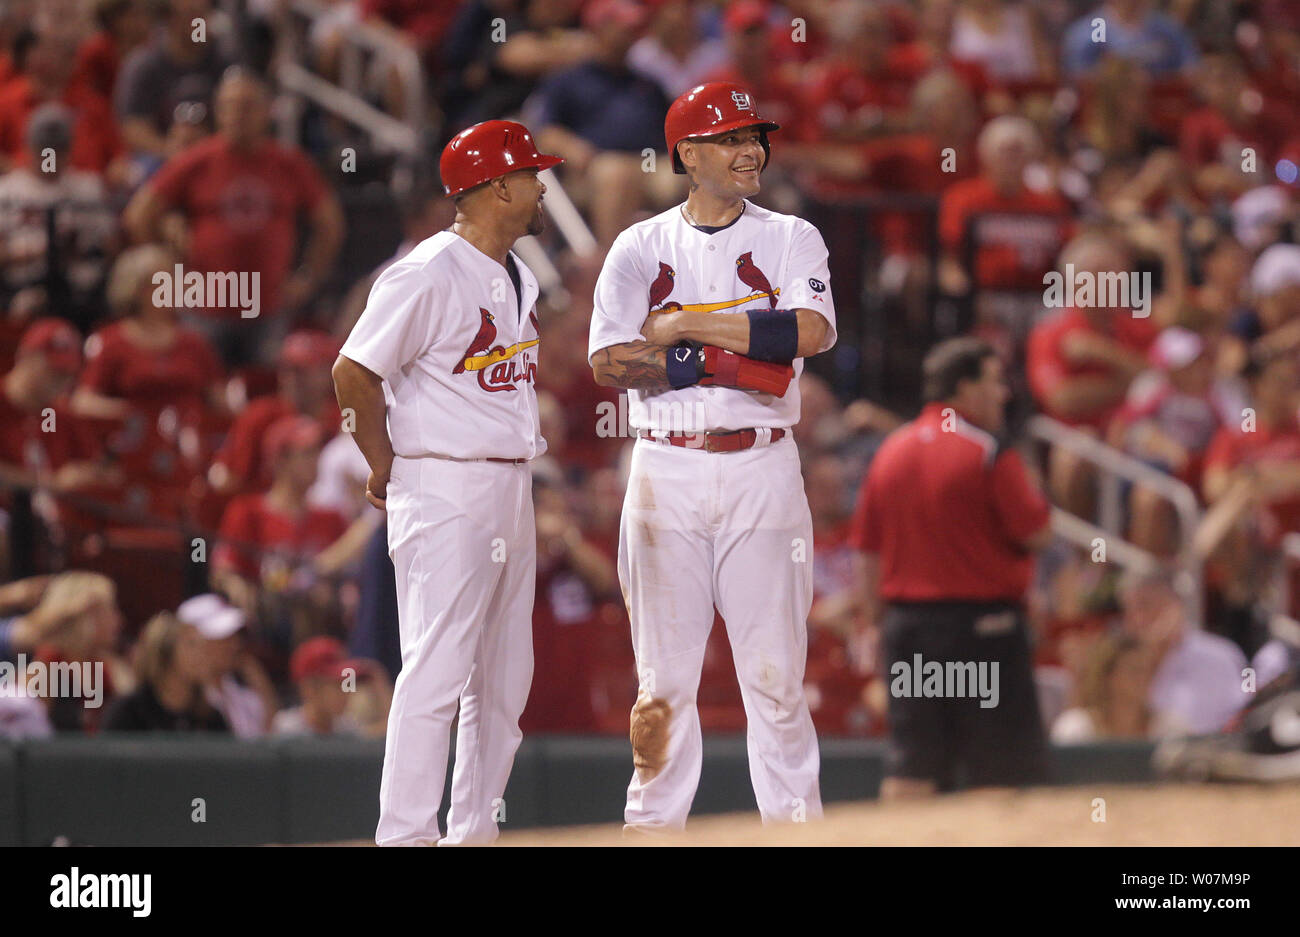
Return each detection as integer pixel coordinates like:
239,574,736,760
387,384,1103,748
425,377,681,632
1,0,1299,750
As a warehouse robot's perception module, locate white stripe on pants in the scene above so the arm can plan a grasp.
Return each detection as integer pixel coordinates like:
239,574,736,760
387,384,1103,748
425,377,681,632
620,434,823,829
376,455,535,846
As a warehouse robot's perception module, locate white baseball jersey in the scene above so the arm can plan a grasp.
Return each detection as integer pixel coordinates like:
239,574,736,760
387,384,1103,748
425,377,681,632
340,230,545,461
588,200,836,432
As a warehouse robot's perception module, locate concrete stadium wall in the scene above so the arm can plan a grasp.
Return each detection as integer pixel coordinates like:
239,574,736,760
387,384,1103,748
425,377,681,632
0,735,1158,845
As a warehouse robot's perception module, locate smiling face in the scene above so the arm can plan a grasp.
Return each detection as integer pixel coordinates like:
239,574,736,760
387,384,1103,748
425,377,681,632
678,126,766,200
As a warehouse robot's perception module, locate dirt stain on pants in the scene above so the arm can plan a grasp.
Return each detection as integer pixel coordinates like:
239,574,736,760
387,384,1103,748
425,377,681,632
630,689,673,782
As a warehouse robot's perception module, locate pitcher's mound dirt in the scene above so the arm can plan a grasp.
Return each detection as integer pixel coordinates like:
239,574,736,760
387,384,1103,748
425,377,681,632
497,783,1300,846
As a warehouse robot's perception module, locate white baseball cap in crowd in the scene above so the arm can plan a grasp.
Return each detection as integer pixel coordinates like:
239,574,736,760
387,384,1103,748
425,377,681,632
1251,243,1300,298
1149,327,1206,371
1233,185,1290,252
176,593,246,641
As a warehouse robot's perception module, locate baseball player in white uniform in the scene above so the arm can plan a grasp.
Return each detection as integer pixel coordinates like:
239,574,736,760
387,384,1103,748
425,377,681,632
332,120,561,846
589,82,836,831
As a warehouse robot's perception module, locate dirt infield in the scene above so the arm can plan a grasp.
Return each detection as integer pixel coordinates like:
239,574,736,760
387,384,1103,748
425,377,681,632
496,783,1300,846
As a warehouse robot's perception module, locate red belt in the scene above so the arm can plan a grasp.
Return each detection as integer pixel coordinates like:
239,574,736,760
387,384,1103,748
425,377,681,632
637,428,786,453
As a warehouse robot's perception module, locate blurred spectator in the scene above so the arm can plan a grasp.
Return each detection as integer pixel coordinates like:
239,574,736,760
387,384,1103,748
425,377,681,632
115,0,229,160
1200,350,1300,638
102,610,229,732
361,0,466,118
701,1,805,140
1232,243,1300,362
177,592,276,738
803,452,877,735
949,0,1052,83
123,68,345,364
209,329,342,497
1061,0,1198,78
71,243,225,518
1116,567,1249,735
0,574,55,661
272,636,364,735
0,103,116,327
1051,632,1153,742
1179,52,1292,202
529,0,679,247
211,414,350,649
0,317,116,497
628,0,727,99
802,0,911,145
1027,233,1157,514
1112,326,1242,554
522,477,621,733
937,115,1073,302
73,0,153,100
441,0,593,129
29,571,134,732
0,19,124,177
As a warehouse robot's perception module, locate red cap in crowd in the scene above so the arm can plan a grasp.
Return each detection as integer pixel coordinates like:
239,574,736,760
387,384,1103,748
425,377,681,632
19,318,82,375
290,636,354,683
279,329,342,369
262,414,326,466
724,0,769,32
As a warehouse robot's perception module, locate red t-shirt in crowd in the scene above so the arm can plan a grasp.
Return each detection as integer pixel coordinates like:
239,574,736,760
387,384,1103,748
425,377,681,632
72,31,121,98
848,402,1049,602
1204,419,1300,534
1178,103,1293,170
0,76,122,173
147,136,328,318
212,395,341,492
939,176,1074,290
79,322,223,486
213,493,348,581
802,61,912,141
1026,307,1158,431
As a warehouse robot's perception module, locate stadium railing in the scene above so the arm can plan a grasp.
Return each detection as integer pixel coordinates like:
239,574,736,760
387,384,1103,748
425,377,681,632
1027,414,1205,626
276,0,426,161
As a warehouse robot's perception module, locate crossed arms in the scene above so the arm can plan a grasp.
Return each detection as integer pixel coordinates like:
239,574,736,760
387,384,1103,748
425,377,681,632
590,308,830,390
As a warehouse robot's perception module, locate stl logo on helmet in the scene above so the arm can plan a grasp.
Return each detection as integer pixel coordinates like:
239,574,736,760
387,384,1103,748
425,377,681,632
452,308,539,393
730,91,752,110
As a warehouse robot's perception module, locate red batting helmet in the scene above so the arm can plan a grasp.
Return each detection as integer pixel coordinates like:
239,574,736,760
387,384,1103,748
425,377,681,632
664,81,780,174
440,120,564,197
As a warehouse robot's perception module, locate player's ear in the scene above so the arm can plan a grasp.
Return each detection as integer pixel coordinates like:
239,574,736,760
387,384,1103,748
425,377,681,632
678,140,695,175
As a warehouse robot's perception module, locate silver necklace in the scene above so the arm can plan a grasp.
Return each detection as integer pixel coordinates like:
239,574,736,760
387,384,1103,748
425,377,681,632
683,200,746,228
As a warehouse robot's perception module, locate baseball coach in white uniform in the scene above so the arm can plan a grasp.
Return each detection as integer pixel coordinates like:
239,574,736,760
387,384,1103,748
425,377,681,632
589,82,837,832
333,120,560,846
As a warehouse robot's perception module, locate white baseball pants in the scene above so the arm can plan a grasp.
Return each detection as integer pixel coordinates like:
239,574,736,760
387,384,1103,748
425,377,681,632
620,434,823,830
376,455,535,846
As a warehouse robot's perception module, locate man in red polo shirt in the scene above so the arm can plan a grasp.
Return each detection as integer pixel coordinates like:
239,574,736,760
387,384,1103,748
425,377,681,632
849,337,1052,798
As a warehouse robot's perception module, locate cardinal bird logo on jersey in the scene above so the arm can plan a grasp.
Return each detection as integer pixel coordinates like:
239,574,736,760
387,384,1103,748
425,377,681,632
736,252,777,308
453,308,497,374
649,261,681,311
453,307,539,393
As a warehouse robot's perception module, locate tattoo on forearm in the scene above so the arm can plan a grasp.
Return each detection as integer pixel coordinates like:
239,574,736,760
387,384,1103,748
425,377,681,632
593,343,671,390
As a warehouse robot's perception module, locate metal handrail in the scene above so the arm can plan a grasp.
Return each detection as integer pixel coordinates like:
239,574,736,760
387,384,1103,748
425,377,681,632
1027,414,1205,626
282,0,426,140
